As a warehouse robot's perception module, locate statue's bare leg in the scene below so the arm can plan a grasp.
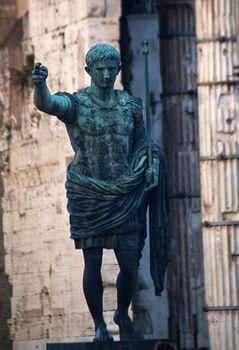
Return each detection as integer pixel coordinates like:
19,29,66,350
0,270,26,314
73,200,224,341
114,248,143,340
82,248,113,342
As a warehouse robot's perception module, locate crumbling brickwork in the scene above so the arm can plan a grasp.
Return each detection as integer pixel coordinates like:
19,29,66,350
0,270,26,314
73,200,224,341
0,47,13,350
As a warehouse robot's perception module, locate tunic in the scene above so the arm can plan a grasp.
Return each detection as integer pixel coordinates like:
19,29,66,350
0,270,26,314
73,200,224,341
55,88,148,250
53,87,169,295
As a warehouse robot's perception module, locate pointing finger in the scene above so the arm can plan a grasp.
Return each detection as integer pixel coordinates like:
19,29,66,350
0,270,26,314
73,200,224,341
34,62,42,69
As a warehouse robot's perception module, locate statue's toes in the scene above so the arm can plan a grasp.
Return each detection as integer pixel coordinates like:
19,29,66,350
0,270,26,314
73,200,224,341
93,328,114,342
114,312,143,340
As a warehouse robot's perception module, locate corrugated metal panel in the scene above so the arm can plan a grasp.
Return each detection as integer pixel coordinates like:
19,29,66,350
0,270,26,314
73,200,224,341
196,0,239,348
159,1,208,348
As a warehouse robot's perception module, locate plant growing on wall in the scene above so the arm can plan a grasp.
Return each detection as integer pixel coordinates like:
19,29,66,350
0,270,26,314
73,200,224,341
12,54,35,87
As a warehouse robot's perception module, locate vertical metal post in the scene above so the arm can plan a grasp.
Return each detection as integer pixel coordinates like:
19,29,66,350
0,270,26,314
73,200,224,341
142,40,153,169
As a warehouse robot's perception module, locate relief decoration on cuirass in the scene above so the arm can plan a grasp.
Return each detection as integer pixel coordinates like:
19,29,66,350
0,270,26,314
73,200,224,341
70,89,136,180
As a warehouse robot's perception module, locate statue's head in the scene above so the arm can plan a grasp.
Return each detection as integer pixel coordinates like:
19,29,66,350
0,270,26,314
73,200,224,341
85,43,121,69
85,43,121,89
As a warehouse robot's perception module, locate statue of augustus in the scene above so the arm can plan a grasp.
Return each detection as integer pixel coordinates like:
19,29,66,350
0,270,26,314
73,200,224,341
32,43,169,342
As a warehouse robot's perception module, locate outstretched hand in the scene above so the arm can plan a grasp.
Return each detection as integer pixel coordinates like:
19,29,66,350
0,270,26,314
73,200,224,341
32,62,48,86
144,164,159,192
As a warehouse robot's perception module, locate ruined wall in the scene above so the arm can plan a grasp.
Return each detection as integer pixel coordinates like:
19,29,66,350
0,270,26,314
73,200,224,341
0,40,14,350
0,1,121,349
0,6,25,349
196,0,239,349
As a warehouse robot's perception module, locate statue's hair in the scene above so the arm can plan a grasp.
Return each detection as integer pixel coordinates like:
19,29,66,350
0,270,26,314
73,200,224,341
85,43,120,68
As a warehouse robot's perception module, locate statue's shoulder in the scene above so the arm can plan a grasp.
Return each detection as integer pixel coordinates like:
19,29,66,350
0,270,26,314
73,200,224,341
73,88,93,108
116,90,142,114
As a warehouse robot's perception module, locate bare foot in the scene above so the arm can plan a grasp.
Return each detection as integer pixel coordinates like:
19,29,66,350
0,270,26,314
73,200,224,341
93,326,114,342
114,310,143,340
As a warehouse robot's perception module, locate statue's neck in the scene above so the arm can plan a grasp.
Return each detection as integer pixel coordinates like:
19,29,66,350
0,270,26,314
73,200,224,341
89,82,115,103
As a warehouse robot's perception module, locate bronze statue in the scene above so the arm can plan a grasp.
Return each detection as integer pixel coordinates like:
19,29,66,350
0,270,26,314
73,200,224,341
32,43,169,342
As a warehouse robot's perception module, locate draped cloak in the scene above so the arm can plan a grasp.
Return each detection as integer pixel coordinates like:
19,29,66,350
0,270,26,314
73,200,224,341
66,133,169,295
57,89,170,295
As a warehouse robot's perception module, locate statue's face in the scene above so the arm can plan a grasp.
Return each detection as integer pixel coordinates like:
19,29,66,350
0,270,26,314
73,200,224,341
88,59,120,89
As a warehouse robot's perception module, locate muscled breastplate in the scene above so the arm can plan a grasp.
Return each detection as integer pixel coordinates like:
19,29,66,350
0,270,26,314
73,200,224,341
69,90,134,181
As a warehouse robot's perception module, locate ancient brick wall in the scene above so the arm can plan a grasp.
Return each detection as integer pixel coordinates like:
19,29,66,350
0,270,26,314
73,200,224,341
0,1,121,349
0,43,13,350
196,0,239,349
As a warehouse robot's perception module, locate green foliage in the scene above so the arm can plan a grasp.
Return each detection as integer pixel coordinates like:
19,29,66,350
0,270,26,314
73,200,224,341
12,54,35,87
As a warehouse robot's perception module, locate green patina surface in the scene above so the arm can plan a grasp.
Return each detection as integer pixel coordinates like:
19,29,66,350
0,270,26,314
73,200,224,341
33,43,169,341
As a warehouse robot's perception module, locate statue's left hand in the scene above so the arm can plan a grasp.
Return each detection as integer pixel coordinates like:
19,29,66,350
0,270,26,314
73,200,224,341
144,164,159,192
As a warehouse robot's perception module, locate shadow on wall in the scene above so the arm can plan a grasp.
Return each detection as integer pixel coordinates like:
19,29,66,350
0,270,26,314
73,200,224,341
0,175,13,350
0,10,25,350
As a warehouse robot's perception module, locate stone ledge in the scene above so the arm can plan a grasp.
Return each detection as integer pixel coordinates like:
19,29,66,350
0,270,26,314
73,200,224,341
47,339,162,350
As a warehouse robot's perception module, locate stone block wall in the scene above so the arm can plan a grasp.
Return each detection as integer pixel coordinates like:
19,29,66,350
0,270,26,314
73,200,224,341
0,1,121,349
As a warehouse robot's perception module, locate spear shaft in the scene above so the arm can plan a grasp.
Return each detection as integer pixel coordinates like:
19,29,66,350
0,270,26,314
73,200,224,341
142,41,153,169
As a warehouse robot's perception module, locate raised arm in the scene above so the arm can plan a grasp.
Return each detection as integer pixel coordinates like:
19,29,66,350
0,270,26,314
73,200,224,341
32,62,71,116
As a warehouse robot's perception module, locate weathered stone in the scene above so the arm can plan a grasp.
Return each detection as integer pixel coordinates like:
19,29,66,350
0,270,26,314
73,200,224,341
85,0,105,17
105,0,121,18
47,339,160,350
